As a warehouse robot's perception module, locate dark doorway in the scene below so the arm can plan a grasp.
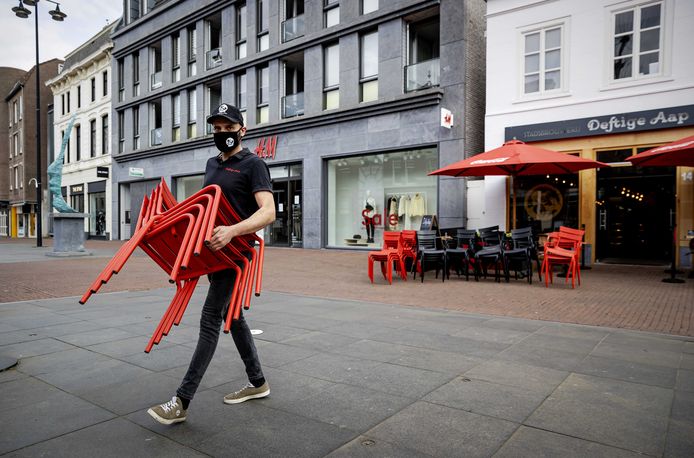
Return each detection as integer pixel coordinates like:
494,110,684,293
266,164,302,247
596,149,674,264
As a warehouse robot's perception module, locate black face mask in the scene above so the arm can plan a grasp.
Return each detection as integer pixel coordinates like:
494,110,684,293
213,130,241,153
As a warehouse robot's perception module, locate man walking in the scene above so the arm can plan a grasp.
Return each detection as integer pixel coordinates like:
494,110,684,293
148,103,275,425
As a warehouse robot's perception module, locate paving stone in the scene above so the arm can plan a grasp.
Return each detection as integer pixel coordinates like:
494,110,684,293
494,426,644,457
0,337,75,359
464,360,568,396
665,419,694,458
388,346,483,375
533,324,610,342
0,389,115,454
279,330,361,352
211,365,336,411
253,339,320,368
121,344,198,372
0,368,26,384
251,323,313,343
684,341,694,354
680,353,694,370
367,401,517,457
373,328,510,359
453,326,532,345
85,336,153,358
676,369,694,392
16,347,110,376
281,352,453,398
79,371,187,416
526,373,672,456
494,343,586,372
326,435,431,458
590,342,681,369
6,418,207,458
424,376,548,422
2,376,63,411
324,320,412,340
55,327,139,347
332,339,413,363
477,317,546,333
671,390,694,423
602,332,685,353
576,355,678,388
273,382,413,432
195,401,358,458
35,358,153,395
0,329,48,346
517,333,599,355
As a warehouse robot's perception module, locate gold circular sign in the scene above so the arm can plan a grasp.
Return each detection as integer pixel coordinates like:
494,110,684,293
524,184,563,220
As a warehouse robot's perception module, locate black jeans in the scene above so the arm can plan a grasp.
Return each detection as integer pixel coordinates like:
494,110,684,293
176,268,264,402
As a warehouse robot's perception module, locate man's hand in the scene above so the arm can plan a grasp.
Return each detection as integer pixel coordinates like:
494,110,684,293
207,225,237,252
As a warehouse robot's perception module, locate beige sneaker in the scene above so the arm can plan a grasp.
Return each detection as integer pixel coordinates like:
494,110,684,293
147,396,187,425
223,381,270,404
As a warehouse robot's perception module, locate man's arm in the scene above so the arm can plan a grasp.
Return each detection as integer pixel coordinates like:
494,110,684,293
206,191,275,251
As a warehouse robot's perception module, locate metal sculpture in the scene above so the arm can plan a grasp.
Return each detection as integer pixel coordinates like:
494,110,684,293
47,113,77,212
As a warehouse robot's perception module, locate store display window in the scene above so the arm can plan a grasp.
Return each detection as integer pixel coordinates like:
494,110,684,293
514,174,579,234
327,147,438,248
174,174,204,200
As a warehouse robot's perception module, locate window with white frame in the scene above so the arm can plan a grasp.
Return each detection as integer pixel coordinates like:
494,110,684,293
522,24,563,95
236,3,247,59
172,32,181,82
172,93,181,142
257,0,269,52
187,26,197,77
360,30,378,102
18,95,22,120
236,71,247,121
362,0,378,15
17,130,22,155
187,88,197,138
256,65,269,124
323,42,339,109
324,0,339,28
612,2,662,80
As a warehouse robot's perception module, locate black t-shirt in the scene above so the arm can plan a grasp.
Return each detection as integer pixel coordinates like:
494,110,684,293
203,147,272,220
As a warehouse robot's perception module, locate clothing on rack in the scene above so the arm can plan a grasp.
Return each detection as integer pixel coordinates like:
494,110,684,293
410,193,426,217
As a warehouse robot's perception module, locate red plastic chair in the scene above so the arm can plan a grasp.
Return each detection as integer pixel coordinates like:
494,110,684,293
542,231,582,288
368,231,406,284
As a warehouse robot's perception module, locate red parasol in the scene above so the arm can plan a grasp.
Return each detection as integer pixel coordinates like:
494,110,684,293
626,135,694,167
429,140,609,228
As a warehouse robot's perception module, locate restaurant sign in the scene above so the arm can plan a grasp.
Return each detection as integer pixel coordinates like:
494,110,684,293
505,104,694,142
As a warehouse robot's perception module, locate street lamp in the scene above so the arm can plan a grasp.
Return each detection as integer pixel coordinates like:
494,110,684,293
12,0,67,247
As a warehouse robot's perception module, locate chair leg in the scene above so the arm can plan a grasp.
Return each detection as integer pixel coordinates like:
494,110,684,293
368,258,374,283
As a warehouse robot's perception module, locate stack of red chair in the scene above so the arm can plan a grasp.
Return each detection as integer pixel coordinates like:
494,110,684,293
541,227,584,288
367,231,408,284
79,178,265,352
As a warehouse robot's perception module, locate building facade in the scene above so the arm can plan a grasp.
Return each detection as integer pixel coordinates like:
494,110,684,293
47,24,116,240
111,0,486,248
3,59,62,239
0,66,27,237
482,0,694,266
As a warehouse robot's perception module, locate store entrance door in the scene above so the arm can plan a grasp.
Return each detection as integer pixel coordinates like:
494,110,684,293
265,164,302,247
596,149,674,264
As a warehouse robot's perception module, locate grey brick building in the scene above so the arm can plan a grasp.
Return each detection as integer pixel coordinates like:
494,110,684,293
111,0,485,248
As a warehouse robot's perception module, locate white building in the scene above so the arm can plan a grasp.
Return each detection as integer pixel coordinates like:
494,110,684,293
46,23,116,239
479,0,694,266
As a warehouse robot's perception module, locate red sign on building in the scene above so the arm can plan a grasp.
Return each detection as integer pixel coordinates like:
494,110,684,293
255,135,278,159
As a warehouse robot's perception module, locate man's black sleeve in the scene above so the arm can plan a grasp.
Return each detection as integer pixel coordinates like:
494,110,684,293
250,158,272,194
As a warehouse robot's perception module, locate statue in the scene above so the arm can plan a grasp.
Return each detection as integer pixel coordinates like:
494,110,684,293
47,113,77,212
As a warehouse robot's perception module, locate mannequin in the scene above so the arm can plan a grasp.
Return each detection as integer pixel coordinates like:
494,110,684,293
363,190,376,243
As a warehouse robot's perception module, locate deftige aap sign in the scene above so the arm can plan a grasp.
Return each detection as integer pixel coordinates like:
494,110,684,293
505,105,694,142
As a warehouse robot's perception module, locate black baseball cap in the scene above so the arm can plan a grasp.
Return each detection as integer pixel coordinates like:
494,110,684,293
206,103,244,126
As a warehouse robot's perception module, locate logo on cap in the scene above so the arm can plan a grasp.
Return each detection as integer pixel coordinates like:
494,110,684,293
226,137,235,148
218,104,228,114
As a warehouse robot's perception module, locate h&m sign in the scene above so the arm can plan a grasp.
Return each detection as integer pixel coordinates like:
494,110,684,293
255,135,278,160
505,105,694,142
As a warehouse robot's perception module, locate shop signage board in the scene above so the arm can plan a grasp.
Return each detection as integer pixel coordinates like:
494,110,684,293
505,104,694,142
71,184,84,194
255,135,278,159
129,167,144,178
97,166,109,178
420,214,439,232
441,108,454,129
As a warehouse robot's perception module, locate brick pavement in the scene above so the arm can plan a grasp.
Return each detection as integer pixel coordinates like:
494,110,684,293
1,238,693,336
